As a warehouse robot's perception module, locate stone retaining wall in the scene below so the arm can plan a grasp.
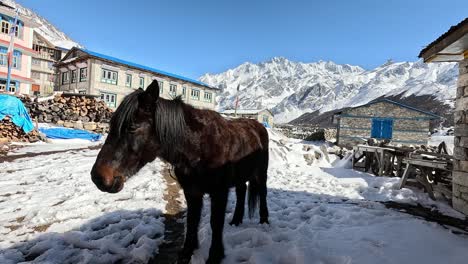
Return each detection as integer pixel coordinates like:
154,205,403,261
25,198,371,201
453,58,468,215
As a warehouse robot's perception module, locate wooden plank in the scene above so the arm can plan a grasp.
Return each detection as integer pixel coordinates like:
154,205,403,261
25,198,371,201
398,163,412,189
404,159,450,170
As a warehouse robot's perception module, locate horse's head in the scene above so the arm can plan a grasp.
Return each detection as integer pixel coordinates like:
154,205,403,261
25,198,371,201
91,80,161,193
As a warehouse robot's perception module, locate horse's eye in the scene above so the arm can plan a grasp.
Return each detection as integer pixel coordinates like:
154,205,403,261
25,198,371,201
128,125,138,134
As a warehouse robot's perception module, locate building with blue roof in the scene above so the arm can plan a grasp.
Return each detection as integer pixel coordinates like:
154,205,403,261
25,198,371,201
55,47,218,109
334,99,442,147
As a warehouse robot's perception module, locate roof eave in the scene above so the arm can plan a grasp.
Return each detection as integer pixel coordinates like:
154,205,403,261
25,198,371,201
419,18,468,62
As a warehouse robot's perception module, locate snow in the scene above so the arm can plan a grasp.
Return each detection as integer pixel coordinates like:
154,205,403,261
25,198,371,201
0,144,167,263
1,129,467,264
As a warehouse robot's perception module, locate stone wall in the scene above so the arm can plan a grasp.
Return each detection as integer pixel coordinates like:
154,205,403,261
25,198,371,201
453,58,468,215
338,101,432,147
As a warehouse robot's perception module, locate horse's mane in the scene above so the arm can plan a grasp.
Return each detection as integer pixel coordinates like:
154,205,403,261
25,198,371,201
154,96,186,161
110,89,187,162
110,89,144,137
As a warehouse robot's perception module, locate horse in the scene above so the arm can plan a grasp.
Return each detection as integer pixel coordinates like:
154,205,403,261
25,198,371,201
91,80,269,263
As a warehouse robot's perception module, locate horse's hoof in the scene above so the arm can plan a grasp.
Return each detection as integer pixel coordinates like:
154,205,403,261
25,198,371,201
259,217,269,224
229,219,242,226
206,253,224,264
177,245,196,264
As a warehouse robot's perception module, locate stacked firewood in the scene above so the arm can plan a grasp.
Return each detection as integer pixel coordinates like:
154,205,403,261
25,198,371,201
0,116,41,143
21,95,113,124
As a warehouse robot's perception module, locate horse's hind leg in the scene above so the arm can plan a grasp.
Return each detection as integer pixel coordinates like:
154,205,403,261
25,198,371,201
258,176,269,224
258,152,269,224
229,182,246,226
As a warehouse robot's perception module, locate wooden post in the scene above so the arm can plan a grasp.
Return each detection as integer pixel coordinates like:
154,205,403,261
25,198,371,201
398,163,411,189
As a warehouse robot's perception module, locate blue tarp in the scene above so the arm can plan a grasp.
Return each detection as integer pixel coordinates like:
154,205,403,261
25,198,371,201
38,128,102,141
0,95,35,133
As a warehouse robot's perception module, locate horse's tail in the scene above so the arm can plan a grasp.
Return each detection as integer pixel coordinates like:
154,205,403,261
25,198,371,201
248,176,259,219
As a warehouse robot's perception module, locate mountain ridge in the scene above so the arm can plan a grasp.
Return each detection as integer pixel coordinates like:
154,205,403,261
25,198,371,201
199,57,457,123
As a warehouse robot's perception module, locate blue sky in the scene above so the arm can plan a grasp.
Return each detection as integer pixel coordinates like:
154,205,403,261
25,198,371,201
18,0,468,79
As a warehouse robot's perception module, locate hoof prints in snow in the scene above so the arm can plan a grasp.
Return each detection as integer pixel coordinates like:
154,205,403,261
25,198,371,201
0,147,167,264
2,209,164,264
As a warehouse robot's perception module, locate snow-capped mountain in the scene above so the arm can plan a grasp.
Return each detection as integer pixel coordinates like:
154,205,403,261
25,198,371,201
200,58,458,123
3,0,82,49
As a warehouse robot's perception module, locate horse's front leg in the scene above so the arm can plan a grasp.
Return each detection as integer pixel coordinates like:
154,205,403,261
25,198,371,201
178,189,203,264
207,190,228,264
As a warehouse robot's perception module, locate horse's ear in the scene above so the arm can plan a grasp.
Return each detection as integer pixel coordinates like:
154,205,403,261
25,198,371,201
145,80,160,100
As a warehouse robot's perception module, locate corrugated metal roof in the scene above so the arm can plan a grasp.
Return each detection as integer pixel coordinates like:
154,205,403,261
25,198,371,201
221,109,269,115
79,48,217,89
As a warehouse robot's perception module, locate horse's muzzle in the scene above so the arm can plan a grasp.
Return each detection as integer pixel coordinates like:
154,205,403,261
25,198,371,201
91,165,125,193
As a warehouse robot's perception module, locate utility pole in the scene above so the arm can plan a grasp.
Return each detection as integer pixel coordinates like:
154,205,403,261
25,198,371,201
234,84,240,117
6,9,19,93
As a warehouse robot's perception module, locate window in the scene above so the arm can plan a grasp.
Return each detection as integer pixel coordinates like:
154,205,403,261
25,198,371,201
0,53,6,66
47,62,54,69
203,91,212,102
158,81,163,94
169,84,177,96
0,80,17,92
191,89,200,100
12,51,20,69
31,71,40,79
182,87,186,98
101,69,118,85
71,70,77,83
125,74,132,87
32,58,41,65
79,67,87,82
262,115,269,123
1,21,9,34
100,92,117,107
0,49,20,68
139,77,145,88
78,90,86,94
61,71,69,84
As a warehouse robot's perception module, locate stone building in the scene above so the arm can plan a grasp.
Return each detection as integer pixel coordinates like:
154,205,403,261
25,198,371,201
0,2,39,94
31,31,66,95
55,47,218,110
220,109,274,127
335,99,441,147
419,18,468,215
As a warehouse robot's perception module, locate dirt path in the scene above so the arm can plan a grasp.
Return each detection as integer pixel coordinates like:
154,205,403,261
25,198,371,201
0,145,102,163
149,167,186,264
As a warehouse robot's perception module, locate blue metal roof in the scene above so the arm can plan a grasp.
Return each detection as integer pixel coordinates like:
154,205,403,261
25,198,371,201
359,98,443,119
79,48,216,89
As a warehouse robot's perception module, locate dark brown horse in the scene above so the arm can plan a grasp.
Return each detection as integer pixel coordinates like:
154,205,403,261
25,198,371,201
91,80,269,263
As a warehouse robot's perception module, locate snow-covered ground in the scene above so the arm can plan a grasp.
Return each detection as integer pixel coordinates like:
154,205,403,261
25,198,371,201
1,130,467,264
0,142,167,264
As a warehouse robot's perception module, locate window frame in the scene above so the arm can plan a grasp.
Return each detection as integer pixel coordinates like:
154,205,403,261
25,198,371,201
203,91,212,102
71,69,77,83
61,71,69,84
101,68,118,85
139,77,145,89
100,92,117,107
79,67,87,82
191,88,200,100
169,84,177,96
125,73,132,87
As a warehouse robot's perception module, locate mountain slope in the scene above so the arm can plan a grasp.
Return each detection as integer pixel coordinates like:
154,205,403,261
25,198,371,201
200,58,457,123
3,0,82,49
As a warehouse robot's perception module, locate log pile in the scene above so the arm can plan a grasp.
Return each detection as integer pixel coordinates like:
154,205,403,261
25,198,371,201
0,116,41,143
21,95,113,124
